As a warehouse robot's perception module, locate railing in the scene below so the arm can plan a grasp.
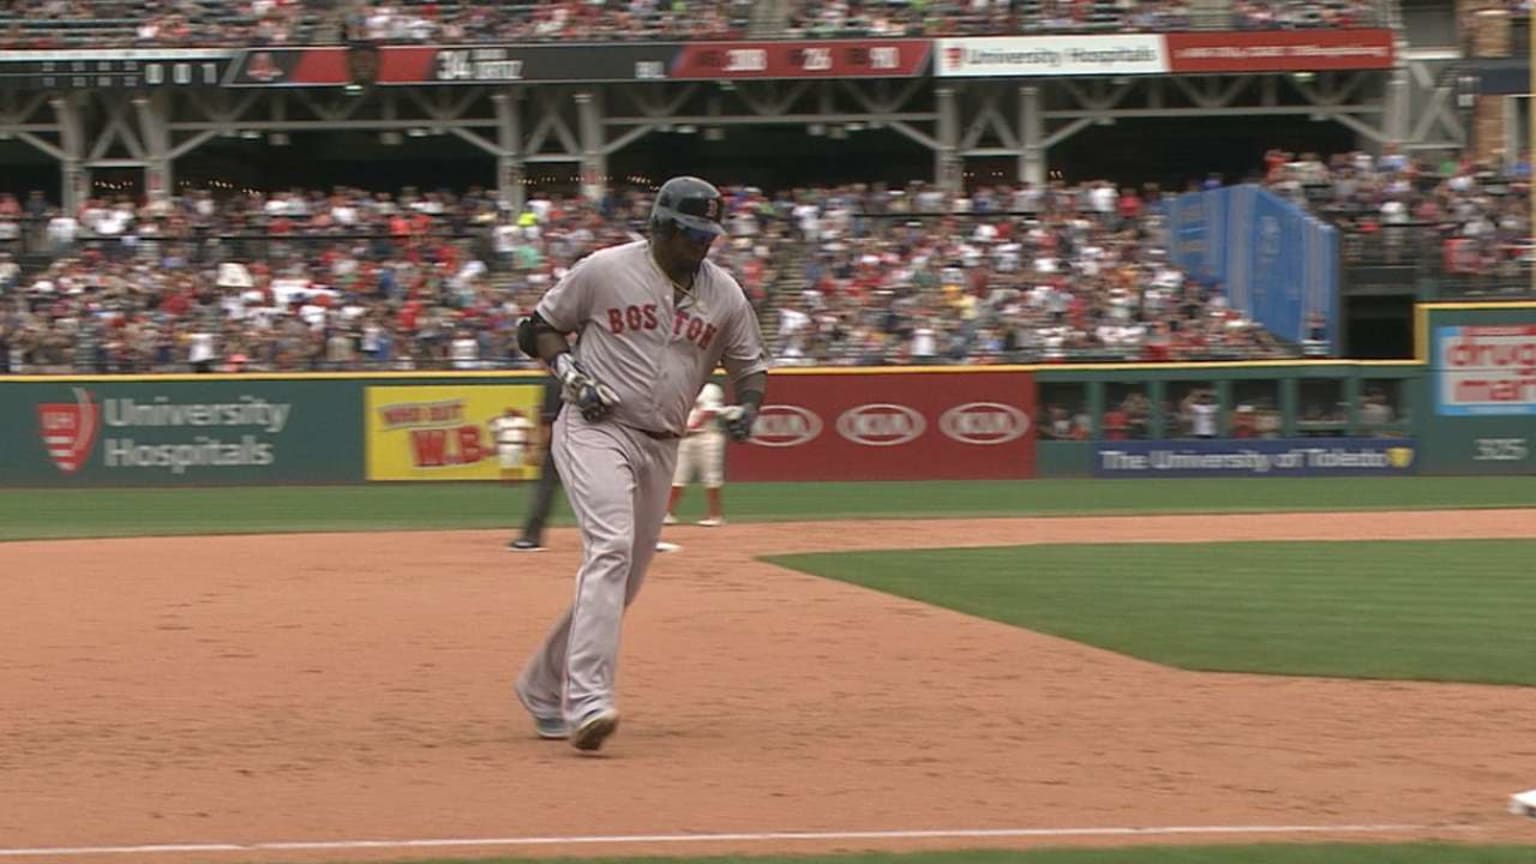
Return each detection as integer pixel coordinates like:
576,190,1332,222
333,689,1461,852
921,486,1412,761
1337,222,1535,298
0,222,502,268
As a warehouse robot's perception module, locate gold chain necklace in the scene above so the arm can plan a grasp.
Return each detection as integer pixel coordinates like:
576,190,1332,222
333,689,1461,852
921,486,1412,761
650,244,696,304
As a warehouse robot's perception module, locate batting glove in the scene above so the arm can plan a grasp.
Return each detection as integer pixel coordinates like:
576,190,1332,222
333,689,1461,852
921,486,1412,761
553,354,620,422
720,402,758,443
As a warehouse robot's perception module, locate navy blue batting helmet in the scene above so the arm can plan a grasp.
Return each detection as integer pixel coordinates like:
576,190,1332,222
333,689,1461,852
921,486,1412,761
650,176,725,237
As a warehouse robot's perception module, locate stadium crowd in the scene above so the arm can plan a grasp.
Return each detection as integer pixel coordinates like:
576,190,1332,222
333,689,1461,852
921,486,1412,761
767,179,1292,366
6,138,1531,375
0,0,1388,48
782,0,1385,38
1260,145,1533,281
0,0,757,47
0,175,1301,374
15,133,1532,375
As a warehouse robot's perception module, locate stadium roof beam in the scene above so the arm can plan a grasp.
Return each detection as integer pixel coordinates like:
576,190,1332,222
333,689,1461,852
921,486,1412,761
604,112,936,126
4,65,1441,207
948,71,1398,184
598,78,941,179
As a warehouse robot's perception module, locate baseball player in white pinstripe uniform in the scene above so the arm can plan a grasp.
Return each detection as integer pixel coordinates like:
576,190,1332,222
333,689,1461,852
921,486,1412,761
665,382,727,526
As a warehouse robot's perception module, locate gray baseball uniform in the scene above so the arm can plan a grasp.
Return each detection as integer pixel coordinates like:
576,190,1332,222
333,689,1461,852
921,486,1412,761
516,239,768,727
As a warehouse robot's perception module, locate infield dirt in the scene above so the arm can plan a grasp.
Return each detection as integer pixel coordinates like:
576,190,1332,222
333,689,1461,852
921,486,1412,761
2,509,1534,863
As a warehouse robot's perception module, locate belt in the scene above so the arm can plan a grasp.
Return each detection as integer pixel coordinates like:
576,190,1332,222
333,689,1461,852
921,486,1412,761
618,422,680,441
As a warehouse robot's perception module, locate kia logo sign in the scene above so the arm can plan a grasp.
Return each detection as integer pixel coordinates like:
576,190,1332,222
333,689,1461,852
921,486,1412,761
749,404,822,447
836,403,925,447
940,402,1030,445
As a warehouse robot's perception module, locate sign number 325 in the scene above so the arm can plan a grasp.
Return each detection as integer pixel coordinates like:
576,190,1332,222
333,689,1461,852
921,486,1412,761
1473,438,1529,462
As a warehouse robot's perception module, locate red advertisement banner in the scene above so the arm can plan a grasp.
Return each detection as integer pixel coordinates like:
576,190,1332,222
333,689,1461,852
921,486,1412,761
726,370,1036,482
1164,29,1395,73
668,39,932,80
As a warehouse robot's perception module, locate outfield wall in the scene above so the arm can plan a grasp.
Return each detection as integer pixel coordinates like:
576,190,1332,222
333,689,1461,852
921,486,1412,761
3,303,1533,486
3,368,1040,487
1417,302,1536,475
16,375,550,487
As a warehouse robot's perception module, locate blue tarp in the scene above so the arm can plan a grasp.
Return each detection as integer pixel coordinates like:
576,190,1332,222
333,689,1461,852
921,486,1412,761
1163,184,1338,352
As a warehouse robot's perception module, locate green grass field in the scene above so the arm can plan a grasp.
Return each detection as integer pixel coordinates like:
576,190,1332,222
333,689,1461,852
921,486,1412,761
764,539,1536,686
1,476,1534,541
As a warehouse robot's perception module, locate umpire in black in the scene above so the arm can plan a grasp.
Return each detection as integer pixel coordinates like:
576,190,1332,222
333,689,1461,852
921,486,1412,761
508,373,564,552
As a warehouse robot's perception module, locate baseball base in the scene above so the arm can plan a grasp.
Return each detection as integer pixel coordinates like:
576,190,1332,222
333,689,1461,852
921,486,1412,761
1509,788,1536,819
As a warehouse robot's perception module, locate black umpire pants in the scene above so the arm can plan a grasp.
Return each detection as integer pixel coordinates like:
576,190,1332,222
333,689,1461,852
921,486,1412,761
520,440,562,544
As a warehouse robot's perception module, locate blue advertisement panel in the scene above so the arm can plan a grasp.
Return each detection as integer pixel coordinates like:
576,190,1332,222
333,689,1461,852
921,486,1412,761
1093,438,1418,478
1163,184,1337,351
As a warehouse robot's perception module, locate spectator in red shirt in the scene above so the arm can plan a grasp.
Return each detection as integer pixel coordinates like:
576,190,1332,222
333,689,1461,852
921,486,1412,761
1102,404,1130,440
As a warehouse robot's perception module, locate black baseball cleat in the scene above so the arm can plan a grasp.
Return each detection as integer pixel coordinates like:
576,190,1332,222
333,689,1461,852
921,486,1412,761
508,538,545,552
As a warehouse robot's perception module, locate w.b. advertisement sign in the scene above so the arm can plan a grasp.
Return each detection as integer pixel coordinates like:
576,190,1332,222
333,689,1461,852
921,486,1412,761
1093,438,1417,478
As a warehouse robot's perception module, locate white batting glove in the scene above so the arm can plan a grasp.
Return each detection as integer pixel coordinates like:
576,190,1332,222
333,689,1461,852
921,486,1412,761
553,354,620,422
719,404,756,442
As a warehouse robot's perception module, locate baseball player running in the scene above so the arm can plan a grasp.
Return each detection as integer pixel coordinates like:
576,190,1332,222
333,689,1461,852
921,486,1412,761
511,176,768,752
665,382,727,526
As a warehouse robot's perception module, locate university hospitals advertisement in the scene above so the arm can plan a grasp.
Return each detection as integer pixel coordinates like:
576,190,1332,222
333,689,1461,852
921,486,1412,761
365,385,543,481
1434,325,1536,416
936,34,1168,77
19,381,358,486
935,30,1394,77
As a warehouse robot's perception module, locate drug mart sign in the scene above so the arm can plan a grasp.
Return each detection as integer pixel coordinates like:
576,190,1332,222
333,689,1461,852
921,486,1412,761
1435,325,1536,416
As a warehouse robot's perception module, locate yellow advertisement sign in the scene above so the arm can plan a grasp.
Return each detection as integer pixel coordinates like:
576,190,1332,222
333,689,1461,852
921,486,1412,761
365,385,544,482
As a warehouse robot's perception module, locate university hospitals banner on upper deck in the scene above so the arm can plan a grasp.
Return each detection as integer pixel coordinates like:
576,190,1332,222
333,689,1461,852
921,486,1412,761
936,34,1168,77
933,30,1393,78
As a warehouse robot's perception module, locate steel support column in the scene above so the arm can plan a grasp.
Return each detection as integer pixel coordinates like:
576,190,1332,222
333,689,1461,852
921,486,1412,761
935,86,959,195
1502,94,1520,171
575,91,605,202
134,93,172,201
1018,85,1045,186
53,95,87,212
1381,60,1410,150
493,89,525,212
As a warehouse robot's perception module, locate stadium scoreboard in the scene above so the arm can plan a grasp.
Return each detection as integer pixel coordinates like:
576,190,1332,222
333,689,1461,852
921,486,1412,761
0,50,238,90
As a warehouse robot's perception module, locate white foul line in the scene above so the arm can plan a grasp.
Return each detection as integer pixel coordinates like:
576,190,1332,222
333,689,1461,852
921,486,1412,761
0,823,1460,858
